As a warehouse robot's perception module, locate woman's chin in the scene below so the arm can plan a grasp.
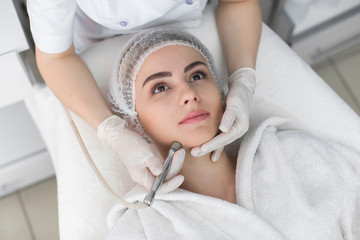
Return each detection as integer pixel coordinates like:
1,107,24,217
147,125,220,152
180,131,218,150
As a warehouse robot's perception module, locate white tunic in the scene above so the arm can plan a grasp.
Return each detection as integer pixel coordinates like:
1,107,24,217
27,0,208,53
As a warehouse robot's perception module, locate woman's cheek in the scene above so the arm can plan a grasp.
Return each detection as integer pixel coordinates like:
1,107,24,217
140,107,171,140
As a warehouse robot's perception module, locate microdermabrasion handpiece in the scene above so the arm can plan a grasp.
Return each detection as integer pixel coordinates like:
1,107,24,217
143,141,182,206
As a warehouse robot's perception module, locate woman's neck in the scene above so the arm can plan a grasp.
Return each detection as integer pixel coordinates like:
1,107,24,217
178,149,237,203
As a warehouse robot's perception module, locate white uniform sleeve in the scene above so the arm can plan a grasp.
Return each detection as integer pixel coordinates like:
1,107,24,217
27,0,76,54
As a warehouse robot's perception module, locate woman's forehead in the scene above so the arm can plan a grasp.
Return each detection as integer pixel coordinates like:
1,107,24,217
147,45,205,63
139,46,207,77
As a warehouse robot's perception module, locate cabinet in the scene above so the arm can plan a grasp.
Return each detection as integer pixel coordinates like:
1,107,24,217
286,0,360,64
0,102,54,197
260,0,360,64
0,0,54,197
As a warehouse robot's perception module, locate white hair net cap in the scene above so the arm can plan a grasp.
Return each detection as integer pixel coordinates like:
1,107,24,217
109,28,221,135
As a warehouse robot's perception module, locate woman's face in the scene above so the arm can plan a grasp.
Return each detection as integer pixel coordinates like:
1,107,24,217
135,45,223,152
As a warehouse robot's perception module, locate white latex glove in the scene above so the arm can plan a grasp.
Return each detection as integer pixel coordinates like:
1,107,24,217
191,67,257,161
98,115,185,191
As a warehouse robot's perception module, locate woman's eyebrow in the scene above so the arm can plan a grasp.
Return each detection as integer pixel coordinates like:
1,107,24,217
142,61,206,88
143,72,172,87
184,61,206,73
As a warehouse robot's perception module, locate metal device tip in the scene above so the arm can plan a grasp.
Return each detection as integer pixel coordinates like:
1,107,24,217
171,141,182,151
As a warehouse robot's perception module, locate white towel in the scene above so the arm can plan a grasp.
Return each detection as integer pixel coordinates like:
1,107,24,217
106,117,360,239
106,187,286,240
237,117,360,240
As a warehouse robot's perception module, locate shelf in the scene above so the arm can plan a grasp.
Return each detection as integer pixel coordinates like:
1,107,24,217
0,0,29,55
293,0,360,35
0,150,55,197
0,52,32,108
0,101,45,167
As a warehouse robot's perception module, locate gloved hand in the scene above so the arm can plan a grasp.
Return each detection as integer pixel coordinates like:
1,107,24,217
191,67,257,161
98,115,185,191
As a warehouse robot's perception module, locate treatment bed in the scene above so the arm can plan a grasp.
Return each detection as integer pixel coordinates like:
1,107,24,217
25,4,360,240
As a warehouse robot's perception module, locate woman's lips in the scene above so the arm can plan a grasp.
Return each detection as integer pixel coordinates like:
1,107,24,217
179,110,210,125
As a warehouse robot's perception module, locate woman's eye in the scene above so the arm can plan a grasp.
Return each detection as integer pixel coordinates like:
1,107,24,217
190,71,206,82
152,84,169,94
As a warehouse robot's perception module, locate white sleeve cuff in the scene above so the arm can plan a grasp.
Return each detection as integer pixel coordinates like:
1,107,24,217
27,0,76,54
32,34,73,54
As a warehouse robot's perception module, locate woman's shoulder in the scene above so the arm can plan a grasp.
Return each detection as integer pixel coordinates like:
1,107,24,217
236,117,360,240
237,117,360,200
238,117,360,168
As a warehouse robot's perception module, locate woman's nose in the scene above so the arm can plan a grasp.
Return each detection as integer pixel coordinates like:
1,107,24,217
180,84,200,105
184,96,198,104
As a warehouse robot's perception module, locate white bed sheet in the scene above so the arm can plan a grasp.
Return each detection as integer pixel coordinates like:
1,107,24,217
25,5,360,240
